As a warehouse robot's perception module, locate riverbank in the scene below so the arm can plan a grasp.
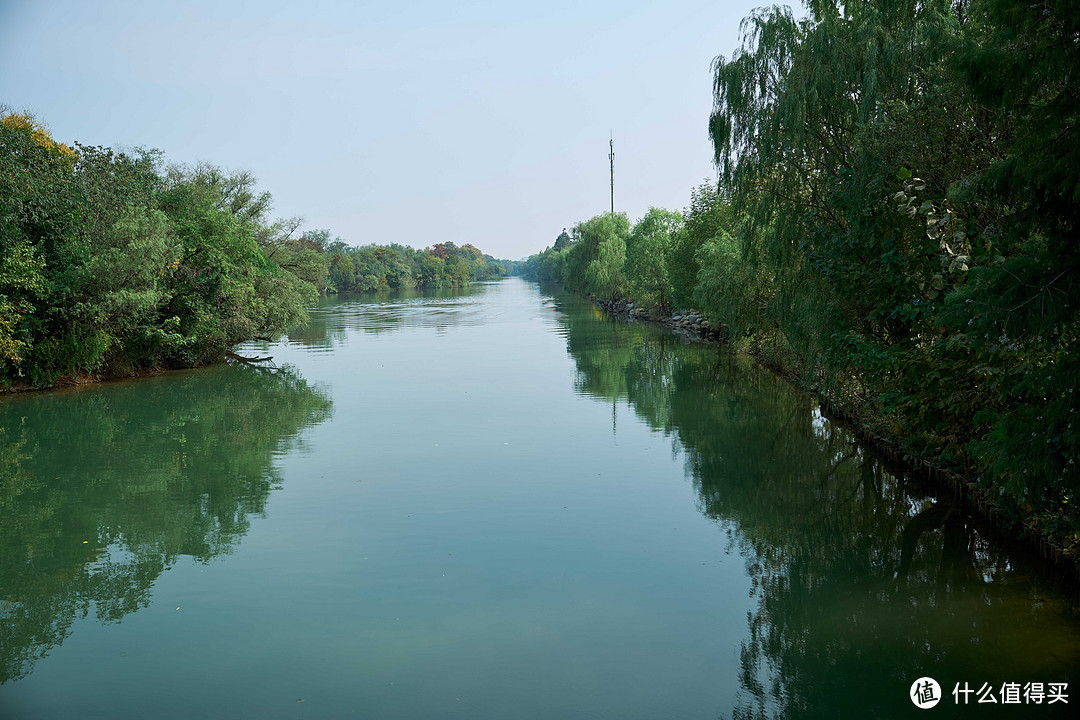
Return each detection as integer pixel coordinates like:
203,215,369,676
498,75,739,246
590,292,1080,583
589,295,725,343
0,366,172,395
0,353,275,396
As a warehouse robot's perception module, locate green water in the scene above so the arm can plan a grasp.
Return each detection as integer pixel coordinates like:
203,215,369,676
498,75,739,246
1,278,1076,719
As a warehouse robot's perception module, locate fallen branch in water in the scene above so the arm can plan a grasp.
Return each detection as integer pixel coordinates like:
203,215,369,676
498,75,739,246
225,351,275,364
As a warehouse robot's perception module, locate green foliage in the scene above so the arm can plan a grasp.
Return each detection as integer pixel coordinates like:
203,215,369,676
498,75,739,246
702,0,1080,536
0,111,327,387
520,228,577,284
694,228,765,337
560,213,629,301
671,183,732,309
625,207,682,310
552,228,572,251
0,240,44,364
325,240,511,293
523,0,1080,539
519,245,568,283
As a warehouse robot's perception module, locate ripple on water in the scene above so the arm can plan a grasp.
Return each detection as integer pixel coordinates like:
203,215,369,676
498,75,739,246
280,281,566,353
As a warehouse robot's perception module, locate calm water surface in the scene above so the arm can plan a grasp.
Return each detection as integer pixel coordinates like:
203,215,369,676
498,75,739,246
1,278,1077,718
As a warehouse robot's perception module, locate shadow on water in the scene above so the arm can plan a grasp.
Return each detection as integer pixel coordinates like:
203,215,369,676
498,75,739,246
549,287,1080,719
0,364,331,684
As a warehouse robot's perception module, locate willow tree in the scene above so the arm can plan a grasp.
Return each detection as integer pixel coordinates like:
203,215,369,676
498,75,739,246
711,1,973,360
562,213,630,301
708,1,1078,532
949,0,1080,521
625,207,682,310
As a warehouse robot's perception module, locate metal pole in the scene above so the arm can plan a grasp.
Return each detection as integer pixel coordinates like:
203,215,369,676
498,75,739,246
609,135,615,214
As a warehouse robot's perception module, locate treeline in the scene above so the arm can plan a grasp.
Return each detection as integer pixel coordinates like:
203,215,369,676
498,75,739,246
320,237,514,293
523,0,1079,541
0,112,511,389
519,195,721,312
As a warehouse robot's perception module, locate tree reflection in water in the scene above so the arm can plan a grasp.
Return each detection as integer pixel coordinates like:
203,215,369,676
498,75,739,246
0,364,331,683
554,288,1079,719
284,284,491,351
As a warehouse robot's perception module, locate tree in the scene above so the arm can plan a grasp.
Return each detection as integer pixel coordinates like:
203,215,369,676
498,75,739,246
156,164,315,366
418,253,445,287
670,183,732,310
626,207,682,310
705,0,1079,535
564,213,629,300
553,228,572,251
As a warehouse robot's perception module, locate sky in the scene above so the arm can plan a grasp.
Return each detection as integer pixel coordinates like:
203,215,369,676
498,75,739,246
0,0,792,260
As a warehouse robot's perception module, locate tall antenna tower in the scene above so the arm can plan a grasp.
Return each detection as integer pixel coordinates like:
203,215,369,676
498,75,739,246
608,133,615,214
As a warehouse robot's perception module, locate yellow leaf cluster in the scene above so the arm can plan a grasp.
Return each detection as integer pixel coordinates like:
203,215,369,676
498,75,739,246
1,113,78,165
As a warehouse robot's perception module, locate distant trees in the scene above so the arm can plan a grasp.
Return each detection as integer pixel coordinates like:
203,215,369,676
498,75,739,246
0,111,513,389
553,228,571,251
323,240,511,293
520,213,630,301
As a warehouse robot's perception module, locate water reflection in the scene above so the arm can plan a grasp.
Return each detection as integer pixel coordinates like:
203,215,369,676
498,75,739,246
551,288,1080,719
0,364,331,683
286,284,493,351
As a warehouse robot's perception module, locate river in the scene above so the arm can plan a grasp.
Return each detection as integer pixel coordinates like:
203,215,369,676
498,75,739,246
1,277,1076,718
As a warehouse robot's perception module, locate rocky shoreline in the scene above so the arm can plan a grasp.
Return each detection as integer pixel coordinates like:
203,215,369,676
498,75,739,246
588,296,725,342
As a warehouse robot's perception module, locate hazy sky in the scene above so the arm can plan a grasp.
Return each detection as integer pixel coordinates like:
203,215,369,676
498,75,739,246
1,0,788,259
